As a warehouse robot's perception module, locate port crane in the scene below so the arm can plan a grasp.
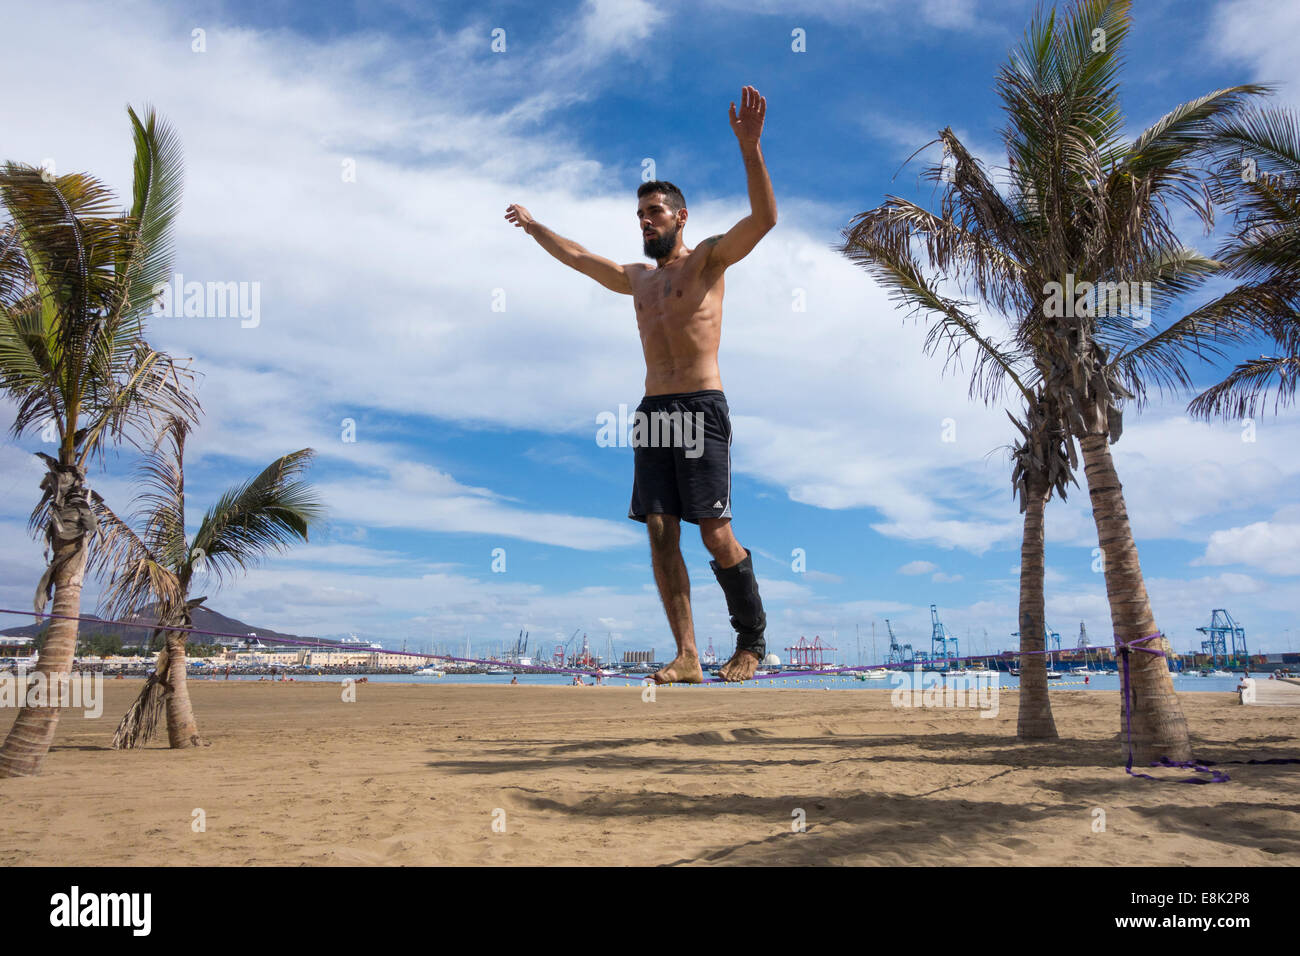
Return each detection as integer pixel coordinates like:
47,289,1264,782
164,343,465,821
1197,609,1249,667
885,619,914,666
929,604,959,669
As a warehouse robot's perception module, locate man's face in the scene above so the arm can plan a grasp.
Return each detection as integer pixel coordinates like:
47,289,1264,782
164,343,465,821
638,193,683,259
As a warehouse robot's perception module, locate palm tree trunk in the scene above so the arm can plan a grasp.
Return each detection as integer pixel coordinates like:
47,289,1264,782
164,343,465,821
0,536,89,777
163,632,203,748
1017,475,1058,739
1079,433,1191,764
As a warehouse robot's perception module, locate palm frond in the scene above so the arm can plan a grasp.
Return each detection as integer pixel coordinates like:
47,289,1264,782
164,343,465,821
88,488,185,625
844,196,1028,314
1186,354,1300,420
1206,105,1300,193
75,341,202,469
189,449,326,585
113,105,185,324
1124,85,1274,184
838,218,1033,406
132,415,191,568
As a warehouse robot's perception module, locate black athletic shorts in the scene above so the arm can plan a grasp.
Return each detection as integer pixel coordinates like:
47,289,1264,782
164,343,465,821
627,389,733,525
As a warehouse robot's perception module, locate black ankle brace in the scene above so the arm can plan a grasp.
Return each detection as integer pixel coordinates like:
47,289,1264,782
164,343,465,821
710,548,767,659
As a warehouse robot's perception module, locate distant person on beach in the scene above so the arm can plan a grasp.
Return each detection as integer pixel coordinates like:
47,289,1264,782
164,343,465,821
510,676,519,685
506,86,777,686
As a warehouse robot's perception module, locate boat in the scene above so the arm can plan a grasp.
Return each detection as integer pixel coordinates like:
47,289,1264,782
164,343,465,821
414,667,444,677
853,669,889,680
1207,669,1232,678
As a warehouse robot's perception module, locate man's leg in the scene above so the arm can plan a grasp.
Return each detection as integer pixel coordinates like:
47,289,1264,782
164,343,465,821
647,514,703,684
700,517,766,681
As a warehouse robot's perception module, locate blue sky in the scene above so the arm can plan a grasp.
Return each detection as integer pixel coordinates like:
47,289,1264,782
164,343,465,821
2,0,1299,662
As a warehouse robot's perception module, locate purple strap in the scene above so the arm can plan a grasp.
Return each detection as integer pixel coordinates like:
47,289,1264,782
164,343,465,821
1117,632,1229,785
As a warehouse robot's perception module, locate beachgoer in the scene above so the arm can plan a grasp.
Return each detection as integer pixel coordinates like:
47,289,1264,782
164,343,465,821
510,676,518,685
506,86,776,686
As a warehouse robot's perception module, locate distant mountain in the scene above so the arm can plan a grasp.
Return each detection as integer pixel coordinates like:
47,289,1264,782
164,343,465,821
1,604,326,647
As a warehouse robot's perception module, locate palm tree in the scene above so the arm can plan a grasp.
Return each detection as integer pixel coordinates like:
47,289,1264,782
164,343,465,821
90,415,324,748
1007,390,1077,738
832,192,1071,737
838,0,1265,764
1187,106,1300,419
0,106,199,778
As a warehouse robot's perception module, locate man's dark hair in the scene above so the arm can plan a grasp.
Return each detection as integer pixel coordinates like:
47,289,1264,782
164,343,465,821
637,180,686,213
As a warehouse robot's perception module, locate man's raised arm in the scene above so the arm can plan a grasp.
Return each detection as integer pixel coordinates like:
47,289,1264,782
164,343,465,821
703,86,777,271
505,203,632,295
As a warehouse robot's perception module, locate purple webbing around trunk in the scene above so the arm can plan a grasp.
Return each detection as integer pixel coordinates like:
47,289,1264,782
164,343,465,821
1117,632,1229,785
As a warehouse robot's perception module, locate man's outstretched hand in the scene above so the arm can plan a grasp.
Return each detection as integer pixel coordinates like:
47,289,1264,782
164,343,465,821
505,203,535,234
729,85,766,147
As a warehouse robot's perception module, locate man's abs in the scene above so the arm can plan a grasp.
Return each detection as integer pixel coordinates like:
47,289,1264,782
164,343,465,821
631,258,726,395
643,353,723,395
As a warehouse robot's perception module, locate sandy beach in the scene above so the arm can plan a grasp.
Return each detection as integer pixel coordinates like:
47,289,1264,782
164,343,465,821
0,680,1296,866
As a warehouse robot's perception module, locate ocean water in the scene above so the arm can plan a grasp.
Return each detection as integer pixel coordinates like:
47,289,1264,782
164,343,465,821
191,670,1256,692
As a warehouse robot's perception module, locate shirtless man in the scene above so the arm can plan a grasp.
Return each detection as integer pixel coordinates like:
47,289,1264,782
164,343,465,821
505,86,776,684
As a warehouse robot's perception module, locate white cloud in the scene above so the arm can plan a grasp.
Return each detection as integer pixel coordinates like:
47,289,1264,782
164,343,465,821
1209,0,1300,97
899,560,937,574
1192,519,1300,576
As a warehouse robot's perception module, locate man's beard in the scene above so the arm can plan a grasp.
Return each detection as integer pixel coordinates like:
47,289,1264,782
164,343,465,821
643,222,679,260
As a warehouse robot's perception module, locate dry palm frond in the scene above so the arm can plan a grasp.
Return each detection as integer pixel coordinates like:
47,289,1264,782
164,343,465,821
111,643,170,749
111,672,169,750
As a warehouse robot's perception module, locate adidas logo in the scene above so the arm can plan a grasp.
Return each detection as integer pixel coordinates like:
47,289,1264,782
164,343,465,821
713,500,724,508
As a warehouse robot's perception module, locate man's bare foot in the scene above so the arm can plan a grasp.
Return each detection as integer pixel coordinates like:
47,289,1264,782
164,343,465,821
652,653,703,684
718,649,761,682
